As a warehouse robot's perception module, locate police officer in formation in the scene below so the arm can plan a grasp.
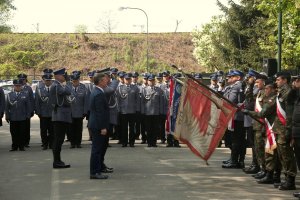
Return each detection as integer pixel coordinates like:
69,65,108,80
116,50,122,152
18,73,34,147
222,70,246,169
6,79,32,151
49,68,72,168
35,69,54,150
141,74,164,147
0,85,5,127
69,71,88,148
116,72,140,147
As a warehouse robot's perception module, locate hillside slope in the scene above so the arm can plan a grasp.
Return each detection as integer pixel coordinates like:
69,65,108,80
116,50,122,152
0,33,203,77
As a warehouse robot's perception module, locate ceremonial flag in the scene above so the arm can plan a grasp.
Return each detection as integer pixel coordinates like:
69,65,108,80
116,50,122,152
165,78,174,134
174,78,237,161
170,80,183,134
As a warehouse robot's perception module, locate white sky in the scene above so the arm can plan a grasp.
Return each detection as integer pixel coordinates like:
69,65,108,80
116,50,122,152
9,0,228,33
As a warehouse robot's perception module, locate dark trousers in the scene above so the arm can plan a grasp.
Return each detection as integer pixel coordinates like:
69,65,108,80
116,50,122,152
293,138,300,171
231,120,246,163
40,117,53,148
24,118,31,145
52,121,69,162
135,114,147,141
158,114,166,142
134,112,141,139
10,120,26,149
70,117,83,146
245,126,257,165
145,115,159,146
120,113,135,145
90,129,106,175
224,130,232,149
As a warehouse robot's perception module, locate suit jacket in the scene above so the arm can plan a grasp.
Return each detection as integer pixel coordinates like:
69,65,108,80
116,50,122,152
88,86,110,131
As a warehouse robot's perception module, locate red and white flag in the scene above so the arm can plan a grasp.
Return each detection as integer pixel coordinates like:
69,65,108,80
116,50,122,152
174,78,237,162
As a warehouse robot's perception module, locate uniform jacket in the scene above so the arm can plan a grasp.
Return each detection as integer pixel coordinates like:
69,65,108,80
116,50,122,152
5,91,32,121
49,80,72,123
0,87,5,115
117,83,140,114
291,89,300,138
35,82,53,117
273,83,292,136
105,79,119,125
22,84,35,113
223,80,245,121
141,85,164,116
157,82,169,115
70,83,88,118
87,87,110,131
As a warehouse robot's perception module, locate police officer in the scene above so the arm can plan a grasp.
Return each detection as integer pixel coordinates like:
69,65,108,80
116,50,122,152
273,71,297,190
137,73,149,144
0,84,5,127
117,73,140,147
17,73,34,147
49,68,72,168
69,71,88,148
209,74,219,91
35,71,54,150
156,72,168,144
222,70,246,168
85,71,96,141
5,79,32,151
141,74,164,147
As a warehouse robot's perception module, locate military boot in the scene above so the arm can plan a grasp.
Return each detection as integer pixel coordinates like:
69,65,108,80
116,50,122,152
244,164,260,174
257,171,273,184
222,158,232,164
278,175,296,190
254,170,266,179
274,173,285,188
272,171,281,187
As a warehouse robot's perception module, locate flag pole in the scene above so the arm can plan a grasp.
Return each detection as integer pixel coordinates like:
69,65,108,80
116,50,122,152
170,65,264,125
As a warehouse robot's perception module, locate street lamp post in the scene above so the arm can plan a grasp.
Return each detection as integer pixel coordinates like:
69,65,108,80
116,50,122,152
278,0,282,72
119,7,149,72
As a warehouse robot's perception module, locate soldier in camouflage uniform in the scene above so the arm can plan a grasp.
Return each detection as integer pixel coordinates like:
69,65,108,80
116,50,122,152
244,79,281,185
273,71,297,190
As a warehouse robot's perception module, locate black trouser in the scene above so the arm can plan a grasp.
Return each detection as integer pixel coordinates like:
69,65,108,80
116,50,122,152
145,115,159,146
40,117,53,148
10,120,26,149
224,129,232,149
246,126,257,165
101,134,109,168
137,114,147,142
120,113,135,145
52,121,70,163
90,129,106,175
158,114,166,142
134,112,142,139
70,117,83,146
24,118,31,146
231,120,246,163
294,137,300,171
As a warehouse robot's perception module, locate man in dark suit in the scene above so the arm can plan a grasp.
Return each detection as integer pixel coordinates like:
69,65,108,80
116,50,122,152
88,73,110,179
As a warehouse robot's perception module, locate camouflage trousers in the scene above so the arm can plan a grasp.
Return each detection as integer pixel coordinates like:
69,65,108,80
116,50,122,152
276,133,297,177
254,130,266,169
265,149,281,172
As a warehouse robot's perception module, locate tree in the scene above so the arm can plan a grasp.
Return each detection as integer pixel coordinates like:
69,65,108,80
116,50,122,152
257,0,300,69
74,24,88,33
193,0,271,72
0,0,15,33
95,11,118,33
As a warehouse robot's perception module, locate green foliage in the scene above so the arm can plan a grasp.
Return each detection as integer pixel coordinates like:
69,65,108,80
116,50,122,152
0,0,15,33
192,0,300,72
0,63,19,79
74,24,88,33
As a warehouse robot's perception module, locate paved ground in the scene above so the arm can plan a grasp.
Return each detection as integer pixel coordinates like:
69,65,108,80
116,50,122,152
0,116,298,200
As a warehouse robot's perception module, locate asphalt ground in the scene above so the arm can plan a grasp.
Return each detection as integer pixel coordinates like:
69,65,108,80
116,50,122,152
0,116,298,200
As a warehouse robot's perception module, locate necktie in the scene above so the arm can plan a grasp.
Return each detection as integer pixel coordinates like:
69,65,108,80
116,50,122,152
75,87,77,93
47,87,50,93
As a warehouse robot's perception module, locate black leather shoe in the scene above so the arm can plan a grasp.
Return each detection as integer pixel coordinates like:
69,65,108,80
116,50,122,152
25,145,30,148
129,144,135,147
293,192,300,197
166,144,173,147
122,144,127,147
222,162,239,168
141,140,146,144
252,170,264,178
76,145,82,148
90,173,108,179
244,165,260,174
222,158,231,164
53,161,71,169
9,148,18,152
19,147,25,151
101,168,113,173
